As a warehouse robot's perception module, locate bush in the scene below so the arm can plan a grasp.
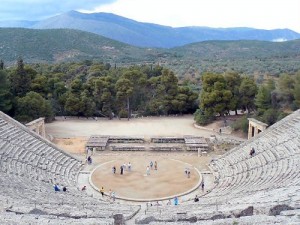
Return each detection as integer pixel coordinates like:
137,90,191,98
194,109,214,125
231,115,249,133
262,108,278,125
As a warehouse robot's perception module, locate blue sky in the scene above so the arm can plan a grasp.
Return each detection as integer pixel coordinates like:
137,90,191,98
1,0,300,32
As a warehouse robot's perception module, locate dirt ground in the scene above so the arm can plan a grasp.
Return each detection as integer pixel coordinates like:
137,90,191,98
52,137,88,154
91,156,200,200
46,115,218,139
89,151,212,200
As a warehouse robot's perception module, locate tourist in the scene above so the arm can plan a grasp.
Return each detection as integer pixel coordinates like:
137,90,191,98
81,185,87,191
201,181,205,191
250,147,255,157
194,195,199,202
128,162,132,171
150,161,153,169
54,184,60,192
123,163,127,170
112,166,116,174
112,191,116,202
100,187,105,197
187,169,191,178
87,156,92,165
219,128,222,134
109,189,112,201
120,165,124,175
146,166,150,176
154,161,157,170
174,196,179,205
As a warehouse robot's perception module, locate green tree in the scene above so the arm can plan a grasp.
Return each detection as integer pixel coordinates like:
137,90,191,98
200,73,232,119
122,69,147,112
10,58,33,97
0,70,12,113
80,90,96,117
15,91,53,122
160,69,179,114
64,93,83,116
0,60,4,70
293,72,300,108
115,78,133,120
255,85,272,112
224,72,242,115
273,73,294,108
30,75,49,97
239,76,258,113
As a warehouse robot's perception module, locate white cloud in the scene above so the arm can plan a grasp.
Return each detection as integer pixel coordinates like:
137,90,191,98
83,0,300,32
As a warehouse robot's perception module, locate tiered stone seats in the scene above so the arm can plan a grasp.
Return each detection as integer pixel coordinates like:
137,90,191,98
0,112,140,223
135,110,300,224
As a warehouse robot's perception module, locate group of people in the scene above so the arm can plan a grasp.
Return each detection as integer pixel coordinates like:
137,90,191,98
54,184,67,192
112,161,158,176
149,161,158,170
100,187,116,202
147,196,179,207
184,168,191,178
112,162,132,175
81,185,116,202
147,161,158,176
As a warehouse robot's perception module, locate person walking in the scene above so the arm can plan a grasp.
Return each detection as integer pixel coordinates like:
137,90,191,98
154,161,157,170
146,166,150,176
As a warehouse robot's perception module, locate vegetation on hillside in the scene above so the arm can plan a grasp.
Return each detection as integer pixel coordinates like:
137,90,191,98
0,28,300,80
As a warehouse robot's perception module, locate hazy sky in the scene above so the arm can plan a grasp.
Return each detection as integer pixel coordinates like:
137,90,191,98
1,0,300,32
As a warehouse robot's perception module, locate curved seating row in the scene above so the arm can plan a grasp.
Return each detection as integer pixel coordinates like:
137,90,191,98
0,112,140,224
135,110,300,224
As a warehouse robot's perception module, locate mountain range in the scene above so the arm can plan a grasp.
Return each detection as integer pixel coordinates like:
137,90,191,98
0,10,300,48
1,28,300,78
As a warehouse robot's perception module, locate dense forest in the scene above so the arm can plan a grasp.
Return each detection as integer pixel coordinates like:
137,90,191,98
0,59,198,122
0,58,299,133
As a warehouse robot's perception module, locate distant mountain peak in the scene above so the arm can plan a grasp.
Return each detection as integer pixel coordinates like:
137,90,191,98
1,11,300,48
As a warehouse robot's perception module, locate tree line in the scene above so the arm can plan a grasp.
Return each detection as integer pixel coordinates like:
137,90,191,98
0,58,299,131
195,71,300,131
0,59,198,122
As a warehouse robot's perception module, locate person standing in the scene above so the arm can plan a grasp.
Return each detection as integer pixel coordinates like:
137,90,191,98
54,184,60,192
154,161,157,170
150,161,153,169
146,166,150,176
100,187,105,197
120,165,124,175
128,162,132,171
112,191,116,202
109,189,112,202
174,196,178,205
